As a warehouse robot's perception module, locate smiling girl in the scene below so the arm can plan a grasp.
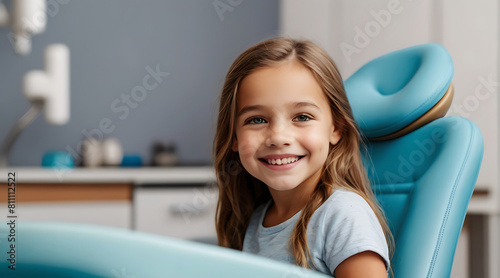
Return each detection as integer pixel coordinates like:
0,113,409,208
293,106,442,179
213,37,393,278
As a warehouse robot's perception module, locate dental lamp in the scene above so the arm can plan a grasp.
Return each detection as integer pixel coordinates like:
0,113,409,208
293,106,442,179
0,44,70,167
0,0,47,55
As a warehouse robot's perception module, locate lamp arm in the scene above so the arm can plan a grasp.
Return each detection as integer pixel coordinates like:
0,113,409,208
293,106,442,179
0,100,43,167
0,3,9,27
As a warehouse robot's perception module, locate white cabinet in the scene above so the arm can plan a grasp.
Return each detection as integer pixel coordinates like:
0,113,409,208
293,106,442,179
0,201,131,229
0,168,219,244
133,183,218,244
0,182,133,229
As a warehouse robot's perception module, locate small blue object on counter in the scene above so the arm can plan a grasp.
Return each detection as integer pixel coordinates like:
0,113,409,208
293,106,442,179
42,151,75,168
121,154,142,167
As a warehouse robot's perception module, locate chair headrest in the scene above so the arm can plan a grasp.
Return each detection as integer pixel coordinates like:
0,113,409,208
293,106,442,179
344,43,454,141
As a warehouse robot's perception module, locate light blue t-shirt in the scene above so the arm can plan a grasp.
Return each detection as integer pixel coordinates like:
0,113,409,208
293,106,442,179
242,188,390,277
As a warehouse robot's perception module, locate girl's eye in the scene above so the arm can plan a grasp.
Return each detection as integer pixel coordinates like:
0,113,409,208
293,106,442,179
294,114,312,122
248,117,266,124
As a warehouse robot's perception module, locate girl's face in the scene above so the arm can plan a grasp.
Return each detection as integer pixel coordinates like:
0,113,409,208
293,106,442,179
232,61,341,193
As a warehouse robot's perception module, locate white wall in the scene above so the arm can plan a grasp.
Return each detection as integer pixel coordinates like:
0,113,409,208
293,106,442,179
442,0,499,213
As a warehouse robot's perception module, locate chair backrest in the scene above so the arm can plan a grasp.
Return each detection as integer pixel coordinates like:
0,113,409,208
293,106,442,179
344,43,484,277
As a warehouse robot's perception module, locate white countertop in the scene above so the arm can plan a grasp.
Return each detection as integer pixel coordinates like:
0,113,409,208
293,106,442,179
0,167,490,213
0,166,216,184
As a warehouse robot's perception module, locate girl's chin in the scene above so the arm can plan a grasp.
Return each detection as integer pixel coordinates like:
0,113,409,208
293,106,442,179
265,183,300,192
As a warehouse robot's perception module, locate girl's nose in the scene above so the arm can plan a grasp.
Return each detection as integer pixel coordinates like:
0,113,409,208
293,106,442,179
265,122,292,147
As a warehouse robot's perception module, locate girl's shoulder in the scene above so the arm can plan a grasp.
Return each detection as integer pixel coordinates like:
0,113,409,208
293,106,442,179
320,188,390,274
322,188,372,212
314,188,379,227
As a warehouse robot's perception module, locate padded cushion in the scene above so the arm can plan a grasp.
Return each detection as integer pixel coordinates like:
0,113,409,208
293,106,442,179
344,43,454,139
363,116,483,277
0,222,331,278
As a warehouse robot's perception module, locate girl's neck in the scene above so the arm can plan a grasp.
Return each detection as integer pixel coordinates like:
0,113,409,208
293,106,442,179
266,177,319,222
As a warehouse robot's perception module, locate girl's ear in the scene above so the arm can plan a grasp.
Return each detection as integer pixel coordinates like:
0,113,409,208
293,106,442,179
231,138,238,152
330,128,342,145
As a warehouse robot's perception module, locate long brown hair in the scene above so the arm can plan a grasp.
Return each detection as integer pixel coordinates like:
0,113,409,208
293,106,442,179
213,37,393,270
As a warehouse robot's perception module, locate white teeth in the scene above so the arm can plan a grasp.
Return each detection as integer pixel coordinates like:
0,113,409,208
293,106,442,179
266,157,300,165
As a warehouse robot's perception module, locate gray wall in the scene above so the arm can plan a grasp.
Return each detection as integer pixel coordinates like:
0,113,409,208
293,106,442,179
0,0,280,166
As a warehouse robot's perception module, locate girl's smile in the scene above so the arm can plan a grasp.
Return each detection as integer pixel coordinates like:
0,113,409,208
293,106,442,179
258,153,305,170
231,61,341,193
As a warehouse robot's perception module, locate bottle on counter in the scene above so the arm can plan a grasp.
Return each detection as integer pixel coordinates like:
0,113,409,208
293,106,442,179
150,141,178,167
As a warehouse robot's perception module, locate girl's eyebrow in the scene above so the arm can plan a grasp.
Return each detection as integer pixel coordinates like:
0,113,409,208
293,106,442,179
237,101,321,118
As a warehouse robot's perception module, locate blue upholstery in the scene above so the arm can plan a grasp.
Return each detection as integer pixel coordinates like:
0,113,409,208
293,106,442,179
366,117,483,277
345,44,484,277
345,43,454,138
0,222,330,278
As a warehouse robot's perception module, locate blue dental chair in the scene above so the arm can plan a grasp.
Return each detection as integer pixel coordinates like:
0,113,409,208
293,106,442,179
0,44,483,278
344,43,483,277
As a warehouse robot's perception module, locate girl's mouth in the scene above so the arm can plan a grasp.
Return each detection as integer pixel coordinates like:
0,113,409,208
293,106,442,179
259,156,305,166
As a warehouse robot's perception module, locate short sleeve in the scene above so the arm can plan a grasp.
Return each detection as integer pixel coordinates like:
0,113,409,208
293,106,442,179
321,190,390,274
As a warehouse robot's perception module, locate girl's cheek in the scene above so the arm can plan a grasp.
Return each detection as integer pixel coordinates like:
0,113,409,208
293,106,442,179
302,131,322,144
302,131,331,153
236,136,256,157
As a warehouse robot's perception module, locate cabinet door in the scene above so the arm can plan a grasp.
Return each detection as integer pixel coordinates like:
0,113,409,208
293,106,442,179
0,183,132,229
134,185,218,244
